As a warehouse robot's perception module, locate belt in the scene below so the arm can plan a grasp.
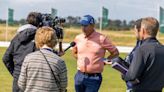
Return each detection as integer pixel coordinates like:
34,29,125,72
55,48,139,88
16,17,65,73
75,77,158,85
78,70,101,77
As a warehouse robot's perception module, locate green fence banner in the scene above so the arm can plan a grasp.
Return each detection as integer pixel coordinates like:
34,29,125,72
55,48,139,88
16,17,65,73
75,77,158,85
160,7,164,33
8,8,14,25
102,7,108,28
51,8,57,18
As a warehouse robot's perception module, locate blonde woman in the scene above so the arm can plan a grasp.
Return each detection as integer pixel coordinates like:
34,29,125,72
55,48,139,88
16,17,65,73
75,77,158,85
18,27,67,92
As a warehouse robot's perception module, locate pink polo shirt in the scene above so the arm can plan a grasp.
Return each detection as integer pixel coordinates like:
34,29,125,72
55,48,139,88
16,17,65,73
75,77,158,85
73,31,117,73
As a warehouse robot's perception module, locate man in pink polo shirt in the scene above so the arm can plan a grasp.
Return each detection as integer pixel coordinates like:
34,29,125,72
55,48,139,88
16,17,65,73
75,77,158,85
72,15,119,92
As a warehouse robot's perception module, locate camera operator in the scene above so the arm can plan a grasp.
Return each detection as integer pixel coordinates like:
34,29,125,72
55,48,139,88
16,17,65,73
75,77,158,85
3,12,42,92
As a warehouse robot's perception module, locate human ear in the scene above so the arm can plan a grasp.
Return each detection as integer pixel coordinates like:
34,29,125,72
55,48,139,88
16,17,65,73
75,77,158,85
140,27,145,40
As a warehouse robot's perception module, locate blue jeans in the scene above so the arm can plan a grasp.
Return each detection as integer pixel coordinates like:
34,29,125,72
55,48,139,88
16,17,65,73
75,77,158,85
126,81,133,89
74,71,102,92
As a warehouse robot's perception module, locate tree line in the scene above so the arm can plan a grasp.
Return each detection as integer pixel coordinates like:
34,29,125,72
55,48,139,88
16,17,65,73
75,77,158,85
0,16,136,31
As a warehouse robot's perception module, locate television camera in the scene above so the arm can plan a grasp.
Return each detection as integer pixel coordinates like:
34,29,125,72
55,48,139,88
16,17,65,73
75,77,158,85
41,14,65,39
40,13,66,52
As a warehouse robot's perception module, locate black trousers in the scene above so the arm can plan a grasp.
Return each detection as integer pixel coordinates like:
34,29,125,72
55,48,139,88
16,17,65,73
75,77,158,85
12,78,23,92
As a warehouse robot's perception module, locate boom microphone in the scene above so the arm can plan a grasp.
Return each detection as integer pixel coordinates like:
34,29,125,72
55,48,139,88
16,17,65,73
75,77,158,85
64,42,76,52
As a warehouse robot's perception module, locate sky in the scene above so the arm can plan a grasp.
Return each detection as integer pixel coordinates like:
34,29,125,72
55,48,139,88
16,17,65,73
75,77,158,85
0,0,163,21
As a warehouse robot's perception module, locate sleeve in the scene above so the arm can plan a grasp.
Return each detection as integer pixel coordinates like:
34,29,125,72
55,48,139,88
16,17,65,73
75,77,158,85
124,40,141,64
58,60,67,92
124,47,146,81
101,36,119,59
2,40,15,75
18,56,29,91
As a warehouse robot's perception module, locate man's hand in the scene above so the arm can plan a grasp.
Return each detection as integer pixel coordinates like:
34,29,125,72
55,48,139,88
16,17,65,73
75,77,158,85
58,51,65,56
104,61,112,65
101,58,112,65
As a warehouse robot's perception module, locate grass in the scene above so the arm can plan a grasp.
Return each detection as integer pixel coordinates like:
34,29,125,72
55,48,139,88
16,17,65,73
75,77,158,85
0,48,13,92
1,25,164,92
1,24,164,46
0,25,17,41
0,47,128,92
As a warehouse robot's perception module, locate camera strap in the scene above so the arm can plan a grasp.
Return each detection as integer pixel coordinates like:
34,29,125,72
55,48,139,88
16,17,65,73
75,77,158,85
39,50,61,90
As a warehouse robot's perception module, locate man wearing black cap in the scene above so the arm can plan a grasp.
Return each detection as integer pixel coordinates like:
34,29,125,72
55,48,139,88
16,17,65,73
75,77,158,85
72,15,119,92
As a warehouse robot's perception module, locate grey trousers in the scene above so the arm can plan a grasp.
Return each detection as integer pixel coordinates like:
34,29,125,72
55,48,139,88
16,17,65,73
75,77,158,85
12,78,23,92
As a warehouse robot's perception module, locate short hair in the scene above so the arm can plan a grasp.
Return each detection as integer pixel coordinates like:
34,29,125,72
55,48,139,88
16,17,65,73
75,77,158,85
134,18,142,31
141,17,159,37
35,26,57,49
26,12,42,27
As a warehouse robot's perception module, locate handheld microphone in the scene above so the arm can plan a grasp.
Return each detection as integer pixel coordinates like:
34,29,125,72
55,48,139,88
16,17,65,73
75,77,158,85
64,42,76,52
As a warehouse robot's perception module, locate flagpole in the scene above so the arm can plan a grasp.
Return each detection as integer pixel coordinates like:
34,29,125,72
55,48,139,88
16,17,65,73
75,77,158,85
157,3,160,22
6,8,8,42
158,3,160,35
157,4,160,38
99,6,102,33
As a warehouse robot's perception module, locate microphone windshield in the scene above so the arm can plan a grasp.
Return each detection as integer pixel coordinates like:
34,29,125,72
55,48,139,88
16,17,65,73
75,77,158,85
70,42,76,47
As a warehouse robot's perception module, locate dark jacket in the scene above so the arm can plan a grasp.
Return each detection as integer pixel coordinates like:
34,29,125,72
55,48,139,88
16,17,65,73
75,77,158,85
124,37,164,91
125,40,142,64
3,25,37,79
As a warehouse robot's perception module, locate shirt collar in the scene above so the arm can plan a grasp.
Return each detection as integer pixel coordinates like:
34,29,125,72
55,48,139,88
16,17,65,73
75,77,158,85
84,30,96,38
141,37,158,44
41,45,53,52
